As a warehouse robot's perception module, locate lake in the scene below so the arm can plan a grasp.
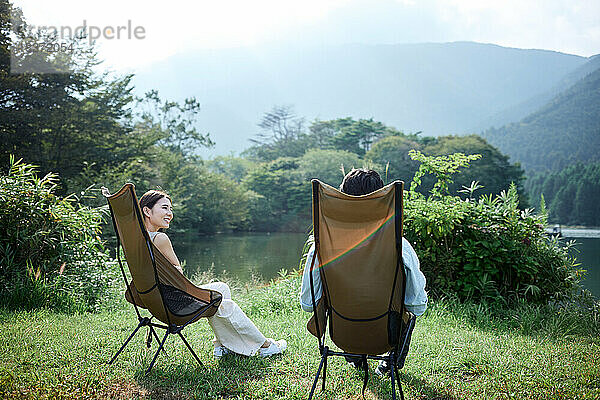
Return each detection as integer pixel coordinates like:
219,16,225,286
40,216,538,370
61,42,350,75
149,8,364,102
173,232,308,283
173,231,600,297
562,233,600,298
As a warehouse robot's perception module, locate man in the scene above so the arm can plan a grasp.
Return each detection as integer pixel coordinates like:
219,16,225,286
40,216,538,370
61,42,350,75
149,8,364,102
299,168,428,374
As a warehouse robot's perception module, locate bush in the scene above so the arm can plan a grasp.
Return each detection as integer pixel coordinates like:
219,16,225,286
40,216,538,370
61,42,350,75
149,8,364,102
0,157,118,312
404,151,582,303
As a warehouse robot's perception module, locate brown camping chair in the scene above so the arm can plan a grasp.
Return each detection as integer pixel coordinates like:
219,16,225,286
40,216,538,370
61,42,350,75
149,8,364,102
307,180,414,400
103,183,222,374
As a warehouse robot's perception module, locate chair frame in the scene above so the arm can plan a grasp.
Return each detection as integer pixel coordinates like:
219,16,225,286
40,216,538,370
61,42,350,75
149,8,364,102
105,185,221,375
308,180,412,400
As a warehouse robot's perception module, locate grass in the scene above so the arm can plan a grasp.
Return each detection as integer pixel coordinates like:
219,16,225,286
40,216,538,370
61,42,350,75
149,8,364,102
1,273,599,400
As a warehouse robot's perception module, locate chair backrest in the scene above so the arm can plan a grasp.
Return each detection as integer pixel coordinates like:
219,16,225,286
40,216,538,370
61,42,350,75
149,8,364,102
311,179,407,355
104,183,220,325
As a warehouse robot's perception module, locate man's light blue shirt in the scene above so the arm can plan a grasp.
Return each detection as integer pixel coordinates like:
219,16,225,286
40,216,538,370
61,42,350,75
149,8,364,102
299,237,428,316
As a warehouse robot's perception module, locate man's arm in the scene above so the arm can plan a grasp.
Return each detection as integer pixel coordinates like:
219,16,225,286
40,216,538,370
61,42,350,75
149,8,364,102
299,244,322,312
402,237,428,316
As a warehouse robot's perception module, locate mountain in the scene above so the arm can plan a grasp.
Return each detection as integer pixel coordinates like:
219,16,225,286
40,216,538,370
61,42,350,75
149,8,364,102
132,41,587,155
476,55,600,130
482,65,600,173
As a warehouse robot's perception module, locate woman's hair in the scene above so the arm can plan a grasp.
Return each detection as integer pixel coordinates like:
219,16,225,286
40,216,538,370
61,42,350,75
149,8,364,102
139,189,171,216
339,168,384,196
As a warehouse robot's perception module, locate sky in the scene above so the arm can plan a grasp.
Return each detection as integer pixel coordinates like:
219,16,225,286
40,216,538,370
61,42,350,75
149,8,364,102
12,0,600,72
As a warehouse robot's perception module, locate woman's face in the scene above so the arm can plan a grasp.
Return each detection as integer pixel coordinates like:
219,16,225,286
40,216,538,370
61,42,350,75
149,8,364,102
144,197,173,230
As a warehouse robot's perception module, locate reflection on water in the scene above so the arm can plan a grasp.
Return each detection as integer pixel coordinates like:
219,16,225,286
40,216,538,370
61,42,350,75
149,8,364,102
172,232,308,283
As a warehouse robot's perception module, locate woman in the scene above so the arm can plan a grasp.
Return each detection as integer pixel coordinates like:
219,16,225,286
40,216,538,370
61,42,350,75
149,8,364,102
140,189,286,358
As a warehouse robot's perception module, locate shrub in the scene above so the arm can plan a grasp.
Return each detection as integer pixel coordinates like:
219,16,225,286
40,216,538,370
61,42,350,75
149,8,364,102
404,151,582,303
0,157,118,312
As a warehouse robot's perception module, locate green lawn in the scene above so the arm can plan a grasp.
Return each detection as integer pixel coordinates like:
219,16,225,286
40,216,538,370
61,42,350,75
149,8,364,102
1,275,599,399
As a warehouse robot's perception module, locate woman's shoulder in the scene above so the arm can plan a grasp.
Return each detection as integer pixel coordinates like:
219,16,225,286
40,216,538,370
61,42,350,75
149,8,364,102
152,231,170,243
149,232,172,248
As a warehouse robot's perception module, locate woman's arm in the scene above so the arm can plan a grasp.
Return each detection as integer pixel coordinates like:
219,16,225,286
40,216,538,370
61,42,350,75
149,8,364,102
153,232,184,274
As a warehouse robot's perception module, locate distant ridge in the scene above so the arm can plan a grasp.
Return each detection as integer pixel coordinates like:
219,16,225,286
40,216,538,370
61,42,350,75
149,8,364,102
133,41,586,155
476,54,600,130
482,65,600,173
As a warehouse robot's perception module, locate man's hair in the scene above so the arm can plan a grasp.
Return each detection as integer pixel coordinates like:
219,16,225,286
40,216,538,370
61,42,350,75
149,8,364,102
339,168,384,196
139,189,171,215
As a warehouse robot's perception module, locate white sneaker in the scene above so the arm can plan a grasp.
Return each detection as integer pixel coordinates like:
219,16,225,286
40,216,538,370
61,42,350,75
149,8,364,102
214,345,231,358
258,339,287,357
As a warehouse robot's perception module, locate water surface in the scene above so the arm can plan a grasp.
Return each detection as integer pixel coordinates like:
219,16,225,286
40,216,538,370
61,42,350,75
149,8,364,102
172,231,599,297
173,232,308,283
565,236,600,297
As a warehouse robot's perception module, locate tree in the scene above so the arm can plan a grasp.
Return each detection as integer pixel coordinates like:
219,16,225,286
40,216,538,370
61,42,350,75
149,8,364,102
330,118,391,156
422,135,526,203
297,149,363,186
365,135,422,183
134,90,213,157
528,161,600,225
245,106,307,161
242,158,310,231
1,1,249,235
0,1,136,188
206,155,256,183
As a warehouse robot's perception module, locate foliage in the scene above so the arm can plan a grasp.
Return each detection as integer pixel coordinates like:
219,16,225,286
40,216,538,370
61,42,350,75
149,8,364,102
328,117,400,156
365,135,422,183
366,134,527,202
133,90,214,156
409,149,482,198
245,112,405,162
422,135,527,204
244,106,307,161
0,2,137,188
297,148,362,186
1,4,244,236
0,157,118,312
404,151,582,303
205,155,257,183
159,155,252,234
242,158,311,231
526,161,600,226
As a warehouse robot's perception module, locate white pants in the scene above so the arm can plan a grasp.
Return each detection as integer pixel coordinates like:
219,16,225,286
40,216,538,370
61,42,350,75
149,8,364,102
201,282,267,356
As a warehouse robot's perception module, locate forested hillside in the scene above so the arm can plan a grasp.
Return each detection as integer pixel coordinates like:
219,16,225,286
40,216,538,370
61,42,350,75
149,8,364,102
476,55,600,130
526,162,600,226
482,67,600,173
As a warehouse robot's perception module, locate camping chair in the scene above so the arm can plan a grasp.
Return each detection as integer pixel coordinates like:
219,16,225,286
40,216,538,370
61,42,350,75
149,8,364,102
306,180,414,400
102,183,222,374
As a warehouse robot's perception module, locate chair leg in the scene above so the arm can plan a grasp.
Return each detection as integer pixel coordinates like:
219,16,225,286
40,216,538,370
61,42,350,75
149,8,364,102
149,326,168,356
390,360,397,400
389,351,405,400
309,352,327,400
394,364,404,400
322,351,328,392
178,332,204,368
109,320,145,365
146,329,169,375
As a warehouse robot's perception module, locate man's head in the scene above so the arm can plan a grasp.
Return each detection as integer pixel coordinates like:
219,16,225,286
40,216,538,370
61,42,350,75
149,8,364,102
339,168,384,196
